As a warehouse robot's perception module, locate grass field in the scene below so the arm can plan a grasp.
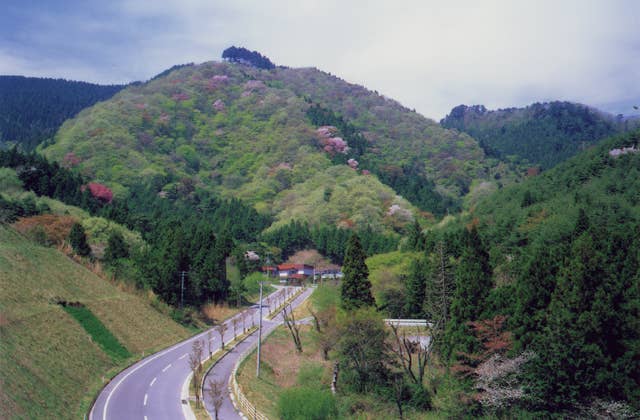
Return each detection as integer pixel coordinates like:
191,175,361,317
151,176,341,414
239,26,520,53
0,226,190,419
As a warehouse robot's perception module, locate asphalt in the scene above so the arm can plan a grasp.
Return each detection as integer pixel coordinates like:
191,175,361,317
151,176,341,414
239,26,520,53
89,286,310,420
202,286,314,419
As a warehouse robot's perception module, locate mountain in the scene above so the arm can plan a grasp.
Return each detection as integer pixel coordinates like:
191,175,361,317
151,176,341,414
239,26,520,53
441,101,621,169
40,58,508,232
0,76,126,151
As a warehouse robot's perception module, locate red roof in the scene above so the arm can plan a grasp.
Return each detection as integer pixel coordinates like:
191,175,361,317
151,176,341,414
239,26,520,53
277,263,313,270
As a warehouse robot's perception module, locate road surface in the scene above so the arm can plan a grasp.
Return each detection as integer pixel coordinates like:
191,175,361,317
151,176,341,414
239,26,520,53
201,287,314,419
89,286,308,420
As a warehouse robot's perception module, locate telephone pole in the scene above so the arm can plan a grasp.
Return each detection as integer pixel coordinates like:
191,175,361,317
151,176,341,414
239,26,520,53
180,271,187,308
256,279,264,377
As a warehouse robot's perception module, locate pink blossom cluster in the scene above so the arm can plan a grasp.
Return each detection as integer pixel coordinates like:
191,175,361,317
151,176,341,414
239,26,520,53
316,126,349,155
172,92,190,102
63,152,81,167
387,204,413,221
85,182,113,203
212,99,225,111
361,169,371,175
158,113,170,123
134,103,147,110
207,75,229,90
347,158,359,169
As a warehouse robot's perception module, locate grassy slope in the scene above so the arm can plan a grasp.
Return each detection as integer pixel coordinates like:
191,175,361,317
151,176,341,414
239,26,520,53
0,226,190,419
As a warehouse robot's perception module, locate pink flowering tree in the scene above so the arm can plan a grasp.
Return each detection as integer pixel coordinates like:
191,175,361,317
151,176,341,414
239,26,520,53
87,182,113,203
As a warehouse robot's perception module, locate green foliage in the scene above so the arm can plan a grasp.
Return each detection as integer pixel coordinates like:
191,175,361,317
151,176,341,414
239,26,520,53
441,102,620,169
337,308,392,393
104,231,129,262
0,76,125,150
61,304,131,361
341,234,375,310
69,222,91,256
277,387,337,420
434,129,640,410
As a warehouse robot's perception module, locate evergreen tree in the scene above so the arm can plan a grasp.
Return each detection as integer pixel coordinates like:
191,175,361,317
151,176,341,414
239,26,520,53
104,231,129,262
341,233,375,310
528,231,640,409
404,256,428,317
405,219,424,251
442,226,491,359
69,222,91,257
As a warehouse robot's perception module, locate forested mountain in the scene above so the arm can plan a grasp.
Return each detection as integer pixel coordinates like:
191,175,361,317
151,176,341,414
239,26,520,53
0,76,125,151
441,101,620,169
402,129,640,415
41,58,511,232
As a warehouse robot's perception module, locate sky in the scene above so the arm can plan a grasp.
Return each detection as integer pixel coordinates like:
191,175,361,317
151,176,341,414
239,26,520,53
1,0,639,120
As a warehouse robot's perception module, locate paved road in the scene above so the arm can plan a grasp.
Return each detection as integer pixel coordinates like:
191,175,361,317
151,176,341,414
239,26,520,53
89,286,305,420
202,286,314,419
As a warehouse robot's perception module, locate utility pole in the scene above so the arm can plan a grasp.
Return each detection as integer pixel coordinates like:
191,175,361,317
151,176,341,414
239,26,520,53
180,271,187,308
256,279,264,377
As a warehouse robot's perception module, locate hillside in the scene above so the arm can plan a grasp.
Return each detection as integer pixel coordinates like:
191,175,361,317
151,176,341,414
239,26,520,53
41,59,505,230
441,101,620,169
0,225,190,419
0,76,126,151
430,129,640,413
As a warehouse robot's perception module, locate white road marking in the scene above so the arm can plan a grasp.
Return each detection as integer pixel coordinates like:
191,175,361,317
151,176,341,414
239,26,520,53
179,353,188,360
162,364,172,372
144,416,148,420
149,377,156,387
144,393,148,406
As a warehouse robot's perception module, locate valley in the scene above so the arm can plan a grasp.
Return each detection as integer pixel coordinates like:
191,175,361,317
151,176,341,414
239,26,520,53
1,45,639,419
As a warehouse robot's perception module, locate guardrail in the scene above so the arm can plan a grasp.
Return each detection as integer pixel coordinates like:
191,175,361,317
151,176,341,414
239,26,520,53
383,319,432,327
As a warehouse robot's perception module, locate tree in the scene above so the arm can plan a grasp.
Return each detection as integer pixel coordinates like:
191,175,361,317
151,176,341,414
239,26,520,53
69,222,91,256
404,256,428,317
340,233,375,310
189,340,204,408
104,231,129,262
216,322,228,350
405,219,425,251
337,308,392,393
282,303,303,353
443,226,492,360
206,379,225,420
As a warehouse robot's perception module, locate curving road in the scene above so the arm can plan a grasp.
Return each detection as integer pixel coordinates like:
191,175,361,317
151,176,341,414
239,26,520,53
202,286,314,419
89,286,308,420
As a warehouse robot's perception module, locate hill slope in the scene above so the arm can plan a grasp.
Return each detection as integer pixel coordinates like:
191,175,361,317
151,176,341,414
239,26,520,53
0,226,190,419
0,76,126,151
41,60,501,229
441,101,620,169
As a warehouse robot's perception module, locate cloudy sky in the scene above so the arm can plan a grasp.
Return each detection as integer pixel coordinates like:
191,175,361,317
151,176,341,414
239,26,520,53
1,0,639,120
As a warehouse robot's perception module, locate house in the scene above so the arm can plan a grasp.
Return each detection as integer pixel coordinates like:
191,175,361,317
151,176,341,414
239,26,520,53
277,264,315,284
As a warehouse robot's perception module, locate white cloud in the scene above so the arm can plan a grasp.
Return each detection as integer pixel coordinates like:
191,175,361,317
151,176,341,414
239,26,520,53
2,0,639,118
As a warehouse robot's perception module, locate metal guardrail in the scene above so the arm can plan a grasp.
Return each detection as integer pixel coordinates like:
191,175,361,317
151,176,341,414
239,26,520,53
383,319,432,327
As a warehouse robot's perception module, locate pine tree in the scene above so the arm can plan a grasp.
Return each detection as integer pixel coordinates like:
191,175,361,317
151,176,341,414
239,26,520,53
69,222,91,257
341,233,375,310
